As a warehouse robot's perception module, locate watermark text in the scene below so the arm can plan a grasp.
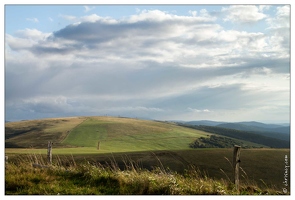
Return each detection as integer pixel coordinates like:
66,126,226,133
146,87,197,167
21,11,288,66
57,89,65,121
282,154,290,194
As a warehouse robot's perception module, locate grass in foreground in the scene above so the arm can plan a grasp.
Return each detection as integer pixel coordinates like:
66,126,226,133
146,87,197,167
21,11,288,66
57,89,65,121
5,155,286,195
6,148,289,191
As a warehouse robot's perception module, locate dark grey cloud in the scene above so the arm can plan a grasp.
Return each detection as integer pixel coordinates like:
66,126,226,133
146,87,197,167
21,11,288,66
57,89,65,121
52,16,211,44
6,57,269,102
227,56,290,74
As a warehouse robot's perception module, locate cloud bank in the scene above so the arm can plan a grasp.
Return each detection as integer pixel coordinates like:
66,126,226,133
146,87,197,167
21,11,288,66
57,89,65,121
5,6,290,122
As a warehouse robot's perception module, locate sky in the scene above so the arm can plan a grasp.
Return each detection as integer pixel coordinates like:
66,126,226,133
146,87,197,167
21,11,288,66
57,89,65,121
4,3,291,123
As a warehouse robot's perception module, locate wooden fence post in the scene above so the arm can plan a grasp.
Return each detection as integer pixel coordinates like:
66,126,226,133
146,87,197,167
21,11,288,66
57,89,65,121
97,141,100,150
47,141,52,165
233,145,241,191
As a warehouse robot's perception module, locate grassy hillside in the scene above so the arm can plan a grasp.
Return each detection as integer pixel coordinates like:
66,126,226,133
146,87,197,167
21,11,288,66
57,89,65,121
6,116,279,153
6,116,212,152
5,117,86,148
5,116,290,193
63,117,215,152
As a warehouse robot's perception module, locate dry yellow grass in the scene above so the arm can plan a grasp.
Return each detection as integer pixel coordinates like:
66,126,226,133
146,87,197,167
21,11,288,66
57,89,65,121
5,117,87,148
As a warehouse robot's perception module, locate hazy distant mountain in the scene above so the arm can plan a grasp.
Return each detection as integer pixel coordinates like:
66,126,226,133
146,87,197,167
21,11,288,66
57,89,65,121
185,120,225,126
271,126,290,134
215,123,290,141
277,123,290,127
184,121,289,131
216,123,290,134
216,123,257,131
237,121,287,129
182,120,290,141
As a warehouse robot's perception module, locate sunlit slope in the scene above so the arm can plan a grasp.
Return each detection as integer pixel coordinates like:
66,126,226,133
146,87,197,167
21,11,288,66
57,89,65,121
62,116,211,151
5,116,211,151
5,117,86,148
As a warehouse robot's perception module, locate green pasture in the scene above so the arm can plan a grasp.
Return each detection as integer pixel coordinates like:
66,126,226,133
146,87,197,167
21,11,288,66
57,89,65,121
5,116,291,192
61,117,211,152
5,116,273,154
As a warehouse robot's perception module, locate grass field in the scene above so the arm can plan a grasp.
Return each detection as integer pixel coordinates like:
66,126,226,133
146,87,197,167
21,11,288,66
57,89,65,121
6,156,285,195
62,117,212,152
6,116,214,151
5,116,290,194
6,148,290,191
5,117,86,148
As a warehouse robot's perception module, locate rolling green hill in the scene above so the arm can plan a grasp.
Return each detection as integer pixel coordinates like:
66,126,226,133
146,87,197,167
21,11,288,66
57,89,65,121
5,117,86,148
5,116,215,152
5,116,287,153
5,116,290,191
62,116,215,152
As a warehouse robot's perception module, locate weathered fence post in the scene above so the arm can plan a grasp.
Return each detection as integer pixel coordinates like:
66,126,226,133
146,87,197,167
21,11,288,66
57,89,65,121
47,141,52,165
97,141,100,150
233,145,241,191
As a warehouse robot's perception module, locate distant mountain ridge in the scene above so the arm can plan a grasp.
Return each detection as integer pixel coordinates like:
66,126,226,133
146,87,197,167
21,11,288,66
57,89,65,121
181,120,290,130
237,121,288,129
216,123,290,134
185,120,225,126
180,120,290,142
184,120,289,128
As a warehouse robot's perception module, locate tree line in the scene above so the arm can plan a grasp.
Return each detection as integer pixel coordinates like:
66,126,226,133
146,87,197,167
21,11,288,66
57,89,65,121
189,135,256,149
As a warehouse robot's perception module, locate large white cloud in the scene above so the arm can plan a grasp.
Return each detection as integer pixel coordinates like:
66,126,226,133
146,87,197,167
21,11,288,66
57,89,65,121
5,7,290,122
222,5,267,23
